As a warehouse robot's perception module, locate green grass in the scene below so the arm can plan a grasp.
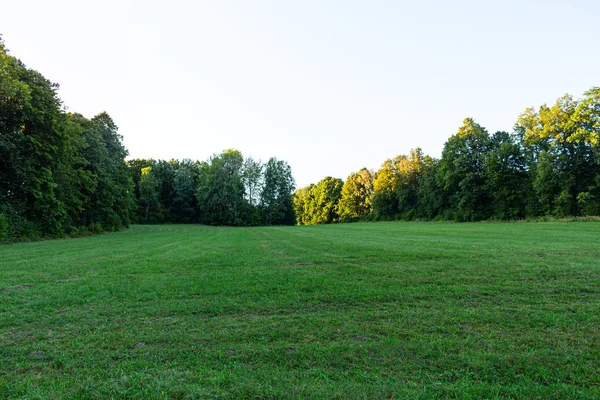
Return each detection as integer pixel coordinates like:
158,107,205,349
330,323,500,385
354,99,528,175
1,222,599,399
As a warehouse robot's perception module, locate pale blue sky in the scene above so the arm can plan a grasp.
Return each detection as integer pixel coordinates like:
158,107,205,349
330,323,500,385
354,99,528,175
2,0,599,186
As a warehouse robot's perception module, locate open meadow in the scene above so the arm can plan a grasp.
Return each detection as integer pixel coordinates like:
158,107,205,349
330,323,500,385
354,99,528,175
1,222,600,399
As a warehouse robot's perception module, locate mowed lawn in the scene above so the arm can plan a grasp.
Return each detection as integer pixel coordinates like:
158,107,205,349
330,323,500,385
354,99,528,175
1,222,599,399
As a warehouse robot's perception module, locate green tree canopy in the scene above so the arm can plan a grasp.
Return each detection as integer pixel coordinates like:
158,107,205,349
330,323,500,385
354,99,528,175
337,168,374,221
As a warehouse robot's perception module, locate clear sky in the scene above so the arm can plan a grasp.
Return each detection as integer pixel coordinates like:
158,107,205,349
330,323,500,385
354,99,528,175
1,0,599,187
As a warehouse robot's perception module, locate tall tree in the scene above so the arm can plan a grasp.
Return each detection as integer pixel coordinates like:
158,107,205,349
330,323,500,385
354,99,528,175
573,87,600,215
306,177,344,224
293,185,314,225
82,112,134,230
371,148,427,220
1,39,66,236
196,149,249,225
242,157,263,207
395,148,426,219
1,37,133,238
416,157,444,219
127,158,154,222
485,131,528,219
438,118,493,221
138,166,161,223
260,158,295,225
337,168,374,221
54,113,98,229
151,160,176,222
372,157,401,219
171,160,198,223
515,94,599,216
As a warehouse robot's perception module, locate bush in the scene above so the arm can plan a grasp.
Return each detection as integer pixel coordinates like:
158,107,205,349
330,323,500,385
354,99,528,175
16,219,42,241
577,192,600,216
89,222,104,234
0,214,9,242
0,209,42,242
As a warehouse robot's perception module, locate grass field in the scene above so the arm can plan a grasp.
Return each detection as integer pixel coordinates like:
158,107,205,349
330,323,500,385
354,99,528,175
1,222,599,399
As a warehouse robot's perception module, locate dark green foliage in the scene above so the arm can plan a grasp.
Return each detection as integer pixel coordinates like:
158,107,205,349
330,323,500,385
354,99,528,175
242,157,263,207
81,113,134,231
485,131,528,219
438,118,493,221
394,150,426,219
171,162,198,223
126,158,153,201
196,150,250,226
138,166,162,223
260,158,295,225
0,214,8,241
2,33,599,231
416,158,445,219
0,45,65,236
371,190,398,220
0,38,133,241
127,153,296,226
128,159,201,224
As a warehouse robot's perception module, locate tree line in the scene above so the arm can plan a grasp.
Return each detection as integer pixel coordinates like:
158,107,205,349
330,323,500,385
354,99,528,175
2,35,599,240
0,37,296,241
1,38,133,241
127,151,295,226
294,88,600,224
